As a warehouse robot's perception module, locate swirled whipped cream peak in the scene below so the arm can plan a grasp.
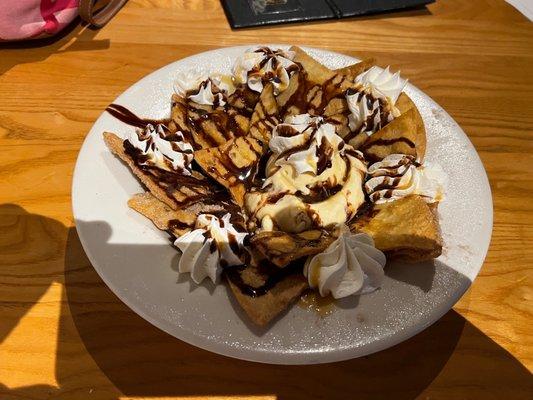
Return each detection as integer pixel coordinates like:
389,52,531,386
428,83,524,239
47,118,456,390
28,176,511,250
174,213,248,284
346,66,407,136
245,114,367,233
304,230,386,299
357,66,408,105
365,154,447,204
175,71,235,106
268,113,344,177
127,123,194,174
233,46,299,95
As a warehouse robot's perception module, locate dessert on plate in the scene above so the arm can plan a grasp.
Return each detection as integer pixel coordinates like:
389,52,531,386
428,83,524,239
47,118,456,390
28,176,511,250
103,46,447,326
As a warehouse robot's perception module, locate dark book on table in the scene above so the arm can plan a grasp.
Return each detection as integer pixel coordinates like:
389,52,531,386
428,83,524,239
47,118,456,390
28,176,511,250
221,0,434,28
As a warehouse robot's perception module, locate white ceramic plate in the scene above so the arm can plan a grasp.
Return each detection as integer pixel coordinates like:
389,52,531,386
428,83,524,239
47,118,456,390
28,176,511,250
72,45,493,365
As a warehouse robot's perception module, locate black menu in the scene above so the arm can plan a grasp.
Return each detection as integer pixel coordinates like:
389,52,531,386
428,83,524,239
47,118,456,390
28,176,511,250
221,0,434,28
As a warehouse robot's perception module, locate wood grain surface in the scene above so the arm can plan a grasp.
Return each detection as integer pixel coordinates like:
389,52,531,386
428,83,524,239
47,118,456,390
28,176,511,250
1,0,532,399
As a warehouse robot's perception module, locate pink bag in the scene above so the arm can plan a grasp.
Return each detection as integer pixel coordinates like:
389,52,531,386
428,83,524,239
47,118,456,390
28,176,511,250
0,0,128,41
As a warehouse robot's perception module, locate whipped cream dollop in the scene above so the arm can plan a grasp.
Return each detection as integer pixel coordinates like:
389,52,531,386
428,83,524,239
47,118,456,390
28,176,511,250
233,47,299,95
174,214,247,284
365,154,447,204
357,66,408,105
304,230,386,299
175,71,235,106
346,66,407,136
127,124,193,174
267,114,343,177
245,114,367,233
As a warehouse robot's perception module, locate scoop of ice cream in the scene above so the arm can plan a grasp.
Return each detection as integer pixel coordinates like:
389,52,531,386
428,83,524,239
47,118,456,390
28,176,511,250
304,230,386,299
233,46,299,95
127,124,193,174
365,154,447,204
173,214,247,284
245,114,367,233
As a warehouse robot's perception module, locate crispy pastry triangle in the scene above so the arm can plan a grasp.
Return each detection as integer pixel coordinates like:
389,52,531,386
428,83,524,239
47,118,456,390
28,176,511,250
128,192,196,236
357,105,427,162
228,85,260,115
334,57,376,77
396,92,417,113
352,195,442,262
285,46,375,134
168,94,193,143
248,83,279,145
194,136,263,206
128,192,243,237
103,132,216,210
290,46,335,85
276,70,304,110
250,230,335,268
171,94,250,150
226,267,308,326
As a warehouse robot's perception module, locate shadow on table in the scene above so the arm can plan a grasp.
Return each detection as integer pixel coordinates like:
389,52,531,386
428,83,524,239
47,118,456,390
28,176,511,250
1,204,532,399
0,21,110,76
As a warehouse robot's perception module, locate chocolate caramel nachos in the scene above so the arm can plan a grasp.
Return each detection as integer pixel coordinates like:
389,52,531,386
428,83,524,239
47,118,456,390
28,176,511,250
104,46,446,326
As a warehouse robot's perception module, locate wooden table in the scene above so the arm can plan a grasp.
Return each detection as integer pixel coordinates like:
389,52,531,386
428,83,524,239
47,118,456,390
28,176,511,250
1,1,532,398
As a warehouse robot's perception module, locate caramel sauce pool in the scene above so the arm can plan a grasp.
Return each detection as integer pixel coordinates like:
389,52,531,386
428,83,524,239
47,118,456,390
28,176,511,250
298,291,335,317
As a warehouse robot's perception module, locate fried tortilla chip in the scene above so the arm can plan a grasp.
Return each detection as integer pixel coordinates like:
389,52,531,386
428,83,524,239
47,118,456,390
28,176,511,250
171,94,250,150
169,94,194,144
128,192,196,236
226,266,308,326
103,132,215,210
248,83,279,145
278,49,374,120
358,106,427,162
228,85,260,115
352,196,442,262
250,230,335,268
290,46,335,85
334,57,376,77
194,136,263,206
276,70,304,111
396,92,416,114
128,192,243,237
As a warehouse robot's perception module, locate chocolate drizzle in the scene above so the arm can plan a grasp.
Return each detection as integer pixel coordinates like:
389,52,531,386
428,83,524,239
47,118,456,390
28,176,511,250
299,184,343,204
360,137,416,151
315,136,334,175
187,103,249,149
106,103,169,128
248,47,300,88
167,219,192,231
343,90,393,143
365,155,418,202
186,78,227,109
209,137,262,189
224,260,303,298
123,140,224,207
